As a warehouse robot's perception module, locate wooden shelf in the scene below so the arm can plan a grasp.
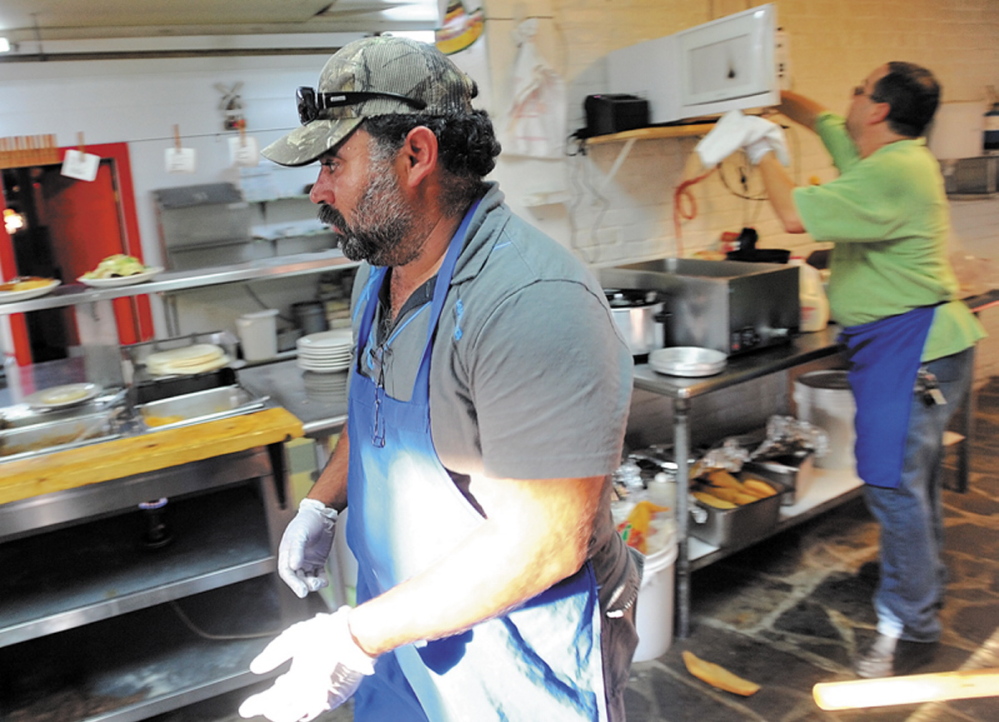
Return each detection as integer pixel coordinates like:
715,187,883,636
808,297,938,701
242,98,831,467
584,123,715,146
582,122,716,189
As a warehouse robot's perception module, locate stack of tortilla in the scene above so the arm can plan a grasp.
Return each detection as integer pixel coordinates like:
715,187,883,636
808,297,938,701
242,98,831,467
145,344,230,376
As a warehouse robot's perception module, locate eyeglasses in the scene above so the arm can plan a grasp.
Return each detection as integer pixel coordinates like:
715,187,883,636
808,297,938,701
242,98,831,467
296,86,427,125
853,84,885,102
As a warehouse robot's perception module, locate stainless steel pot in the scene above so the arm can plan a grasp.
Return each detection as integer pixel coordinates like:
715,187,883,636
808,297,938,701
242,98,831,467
604,288,669,357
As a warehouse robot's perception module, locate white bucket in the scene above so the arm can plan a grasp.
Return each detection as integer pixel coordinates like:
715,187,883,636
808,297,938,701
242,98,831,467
237,309,279,361
632,532,678,662
794,370,856,470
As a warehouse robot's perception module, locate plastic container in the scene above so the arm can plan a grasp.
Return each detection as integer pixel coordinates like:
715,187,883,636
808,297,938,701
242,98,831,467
793,370,856,470
791,257,829,332
633,529,678,662
236,309,279,361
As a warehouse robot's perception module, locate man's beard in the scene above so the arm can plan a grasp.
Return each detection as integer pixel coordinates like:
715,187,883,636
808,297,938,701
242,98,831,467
317,161,419,267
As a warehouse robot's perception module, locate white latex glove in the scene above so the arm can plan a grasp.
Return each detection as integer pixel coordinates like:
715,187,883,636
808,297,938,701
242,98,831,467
238,607,376,722
278,498,338,598
695,109,789,167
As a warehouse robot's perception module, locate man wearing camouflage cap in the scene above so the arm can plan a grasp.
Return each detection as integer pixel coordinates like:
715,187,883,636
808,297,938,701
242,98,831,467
238,36,639,722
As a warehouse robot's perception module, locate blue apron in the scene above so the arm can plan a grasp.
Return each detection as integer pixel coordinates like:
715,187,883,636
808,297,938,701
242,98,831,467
839,305,936,489
344,208,608,722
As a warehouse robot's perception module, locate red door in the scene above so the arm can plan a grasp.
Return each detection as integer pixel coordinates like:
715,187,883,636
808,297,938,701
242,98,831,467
0,142,152,365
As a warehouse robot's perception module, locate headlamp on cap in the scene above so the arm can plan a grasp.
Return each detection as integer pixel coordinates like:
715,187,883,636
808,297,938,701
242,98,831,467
296,86,428,125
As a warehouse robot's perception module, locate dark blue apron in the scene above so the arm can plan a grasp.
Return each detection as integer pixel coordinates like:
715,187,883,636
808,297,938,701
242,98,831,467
345,207,608,721
839,305,936,489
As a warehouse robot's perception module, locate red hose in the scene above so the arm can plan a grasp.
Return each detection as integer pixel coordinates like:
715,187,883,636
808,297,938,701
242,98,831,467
673,167,716,258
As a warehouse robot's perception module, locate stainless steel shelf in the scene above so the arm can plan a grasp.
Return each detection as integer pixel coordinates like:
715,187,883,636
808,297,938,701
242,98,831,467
0,576,299,722
688,467,864,571
0,484,274,648
0,250,358,315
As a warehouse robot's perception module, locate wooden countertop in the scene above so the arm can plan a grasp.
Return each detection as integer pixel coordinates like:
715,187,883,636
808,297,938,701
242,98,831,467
0,406,303,506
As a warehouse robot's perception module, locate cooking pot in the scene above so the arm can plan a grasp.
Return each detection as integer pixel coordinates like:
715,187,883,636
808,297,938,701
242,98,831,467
604,288,669,357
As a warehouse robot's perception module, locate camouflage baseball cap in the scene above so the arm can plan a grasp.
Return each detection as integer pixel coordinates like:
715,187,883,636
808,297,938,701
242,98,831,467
262,36,478,167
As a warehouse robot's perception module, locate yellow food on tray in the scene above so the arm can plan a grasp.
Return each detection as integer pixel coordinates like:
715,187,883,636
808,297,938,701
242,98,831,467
742,478,778,498
693,491,737,509
706,486,760,506
0,276,52,292
682,650,760,696
699,470,778,504
706,469,744,490
143,414,186,427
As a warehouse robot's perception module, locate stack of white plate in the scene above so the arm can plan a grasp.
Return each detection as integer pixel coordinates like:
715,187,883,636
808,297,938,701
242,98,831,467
303,369,349,405
297,328,353,373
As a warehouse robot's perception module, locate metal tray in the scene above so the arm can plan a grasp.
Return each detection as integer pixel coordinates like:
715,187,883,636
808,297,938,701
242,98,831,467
138,385,268,431
0,409,121,461
688,473,783,547
744,453,815,506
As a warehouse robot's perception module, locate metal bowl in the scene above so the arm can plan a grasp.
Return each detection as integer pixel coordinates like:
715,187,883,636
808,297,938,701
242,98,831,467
649,346,727,377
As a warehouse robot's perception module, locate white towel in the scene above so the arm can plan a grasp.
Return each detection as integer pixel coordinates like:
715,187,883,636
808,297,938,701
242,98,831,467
695,109,789,167
505,19,566,158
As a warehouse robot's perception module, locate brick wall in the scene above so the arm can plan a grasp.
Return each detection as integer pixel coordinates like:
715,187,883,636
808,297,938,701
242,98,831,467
483,0,999,264
482,0,999,384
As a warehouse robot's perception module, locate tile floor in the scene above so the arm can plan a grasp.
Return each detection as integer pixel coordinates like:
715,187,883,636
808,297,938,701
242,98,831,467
163,378,999,722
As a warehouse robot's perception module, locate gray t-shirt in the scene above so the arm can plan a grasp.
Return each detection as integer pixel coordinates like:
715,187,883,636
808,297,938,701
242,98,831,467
349,184,641,644
350,182,633,481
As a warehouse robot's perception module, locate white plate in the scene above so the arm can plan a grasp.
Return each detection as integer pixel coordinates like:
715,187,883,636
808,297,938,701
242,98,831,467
25,382,102,409
298,358,351,368
297,349,352,360
298,329,353,350
0,279,61,303
297,359,351,373
649,347,727,377
78,266,164,288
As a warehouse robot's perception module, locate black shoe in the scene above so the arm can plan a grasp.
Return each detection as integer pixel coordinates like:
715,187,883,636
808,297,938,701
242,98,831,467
853,634,938,678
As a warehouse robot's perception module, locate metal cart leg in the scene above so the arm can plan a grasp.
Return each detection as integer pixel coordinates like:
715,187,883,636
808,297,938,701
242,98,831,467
954,344,976,493
674,397,691,638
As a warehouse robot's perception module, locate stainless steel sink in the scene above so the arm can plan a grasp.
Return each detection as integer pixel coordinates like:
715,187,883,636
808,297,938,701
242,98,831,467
138,385,268,431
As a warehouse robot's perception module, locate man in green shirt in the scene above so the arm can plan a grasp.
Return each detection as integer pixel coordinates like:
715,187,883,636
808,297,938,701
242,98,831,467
722,62,985,678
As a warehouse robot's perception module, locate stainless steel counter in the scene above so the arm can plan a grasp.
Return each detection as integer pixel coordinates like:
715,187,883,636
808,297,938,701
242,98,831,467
633,324,843,400
641,327,846,640
238,358,347,438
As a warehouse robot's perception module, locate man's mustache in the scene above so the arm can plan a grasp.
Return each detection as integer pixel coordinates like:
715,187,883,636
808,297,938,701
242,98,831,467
317,203,345,233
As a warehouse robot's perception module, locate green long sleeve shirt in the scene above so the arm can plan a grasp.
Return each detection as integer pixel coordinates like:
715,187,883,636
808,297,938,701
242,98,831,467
793,112,985,361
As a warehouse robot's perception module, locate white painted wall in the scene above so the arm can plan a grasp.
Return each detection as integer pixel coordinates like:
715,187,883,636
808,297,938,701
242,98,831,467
0,51,342,267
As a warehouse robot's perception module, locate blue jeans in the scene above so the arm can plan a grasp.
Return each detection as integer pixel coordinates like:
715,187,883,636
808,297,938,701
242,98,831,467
861,347,975,642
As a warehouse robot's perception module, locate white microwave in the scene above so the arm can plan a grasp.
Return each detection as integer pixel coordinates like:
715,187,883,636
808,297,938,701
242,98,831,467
606,4,778,124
